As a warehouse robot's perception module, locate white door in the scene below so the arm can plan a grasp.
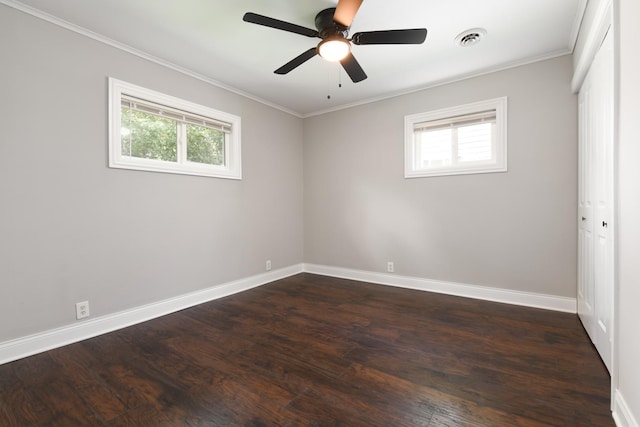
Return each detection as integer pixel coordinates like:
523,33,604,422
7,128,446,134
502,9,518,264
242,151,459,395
577,78,594,340
578,29,614,373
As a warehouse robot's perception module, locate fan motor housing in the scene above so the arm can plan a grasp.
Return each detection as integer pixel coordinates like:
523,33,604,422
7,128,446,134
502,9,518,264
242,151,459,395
315,8,347,38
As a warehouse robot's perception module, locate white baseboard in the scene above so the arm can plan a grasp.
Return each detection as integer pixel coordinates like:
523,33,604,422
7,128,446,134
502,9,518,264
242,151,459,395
0,264,303,365
303,263,577,313
0,262,578,365
614,390,639,427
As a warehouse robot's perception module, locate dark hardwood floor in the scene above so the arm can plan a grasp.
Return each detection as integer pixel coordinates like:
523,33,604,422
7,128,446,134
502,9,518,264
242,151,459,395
0,273,613,426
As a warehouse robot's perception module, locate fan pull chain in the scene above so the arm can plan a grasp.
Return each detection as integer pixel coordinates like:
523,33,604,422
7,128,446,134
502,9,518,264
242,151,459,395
327,66,345,100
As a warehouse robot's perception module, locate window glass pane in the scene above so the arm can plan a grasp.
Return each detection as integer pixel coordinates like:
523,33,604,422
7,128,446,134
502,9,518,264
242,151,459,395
121,107,177,162
458,123,492,162
186,124,225,166
418,128,452,168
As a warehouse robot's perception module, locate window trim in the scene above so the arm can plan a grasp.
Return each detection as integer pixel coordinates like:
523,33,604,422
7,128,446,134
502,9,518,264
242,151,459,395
404,97,507,178
108,77,242,179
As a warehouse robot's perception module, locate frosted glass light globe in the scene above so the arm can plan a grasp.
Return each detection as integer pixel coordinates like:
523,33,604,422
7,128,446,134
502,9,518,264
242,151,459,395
318,39,350,62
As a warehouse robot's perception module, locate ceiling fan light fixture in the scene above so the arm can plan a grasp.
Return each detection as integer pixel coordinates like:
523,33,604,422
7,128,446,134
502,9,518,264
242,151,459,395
318,38,350,62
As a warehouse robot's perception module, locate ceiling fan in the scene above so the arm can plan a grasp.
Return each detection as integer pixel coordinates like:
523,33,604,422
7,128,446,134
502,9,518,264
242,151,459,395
242,0,427,83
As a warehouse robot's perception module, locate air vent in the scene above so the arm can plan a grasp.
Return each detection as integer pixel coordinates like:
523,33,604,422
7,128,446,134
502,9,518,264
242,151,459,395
455,28,487,47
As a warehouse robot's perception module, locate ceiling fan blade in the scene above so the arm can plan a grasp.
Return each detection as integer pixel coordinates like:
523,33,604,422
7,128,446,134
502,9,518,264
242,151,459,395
352,28,428,45
243,12,319,38
333,0,363,28
274,48,318,75
340,52,367,83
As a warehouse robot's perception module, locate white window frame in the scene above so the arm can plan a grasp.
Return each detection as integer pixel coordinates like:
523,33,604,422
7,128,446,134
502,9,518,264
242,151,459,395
108,77,241,179
404,97,507,178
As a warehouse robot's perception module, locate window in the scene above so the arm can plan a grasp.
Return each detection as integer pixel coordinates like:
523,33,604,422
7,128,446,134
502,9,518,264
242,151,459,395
109,78,241,179
404,97,507,178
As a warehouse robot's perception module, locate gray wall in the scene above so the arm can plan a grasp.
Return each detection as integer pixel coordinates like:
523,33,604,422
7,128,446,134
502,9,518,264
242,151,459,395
304,55,577,297
0,5,304,342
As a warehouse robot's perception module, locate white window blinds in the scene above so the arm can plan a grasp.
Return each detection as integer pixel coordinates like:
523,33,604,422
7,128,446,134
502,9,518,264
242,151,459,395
413,110,496,132
121,95,232,133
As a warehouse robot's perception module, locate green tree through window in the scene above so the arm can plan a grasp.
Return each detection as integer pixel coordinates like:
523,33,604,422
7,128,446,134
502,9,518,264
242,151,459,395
121,109,226,166
121,108,177,162
186,124,225,166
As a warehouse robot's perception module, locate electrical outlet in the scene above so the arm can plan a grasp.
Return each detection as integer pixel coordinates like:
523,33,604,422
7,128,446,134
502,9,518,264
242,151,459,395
266,259,272,271
387,261,394,273
76,301,90,320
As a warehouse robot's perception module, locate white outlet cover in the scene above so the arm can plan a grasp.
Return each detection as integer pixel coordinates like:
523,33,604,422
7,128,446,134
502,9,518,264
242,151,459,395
76,301,90,319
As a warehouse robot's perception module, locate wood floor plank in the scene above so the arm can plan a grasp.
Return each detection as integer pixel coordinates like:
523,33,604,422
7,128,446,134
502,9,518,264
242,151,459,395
0,369,53,426
47,349,128,423
0,273,614,426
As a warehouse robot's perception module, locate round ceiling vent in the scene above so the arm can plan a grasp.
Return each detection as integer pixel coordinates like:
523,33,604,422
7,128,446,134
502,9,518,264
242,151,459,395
455,28,487,47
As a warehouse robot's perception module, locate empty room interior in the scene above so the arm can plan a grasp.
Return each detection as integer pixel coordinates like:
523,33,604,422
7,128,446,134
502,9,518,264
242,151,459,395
1,0,639,425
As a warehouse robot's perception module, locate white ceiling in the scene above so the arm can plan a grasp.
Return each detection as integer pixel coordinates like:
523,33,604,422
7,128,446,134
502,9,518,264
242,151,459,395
7,0,586,117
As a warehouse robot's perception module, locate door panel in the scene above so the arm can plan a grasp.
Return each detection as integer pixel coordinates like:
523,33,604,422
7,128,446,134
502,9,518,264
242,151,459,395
592,30,613,372
577,29,613,373
577,78,595,339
